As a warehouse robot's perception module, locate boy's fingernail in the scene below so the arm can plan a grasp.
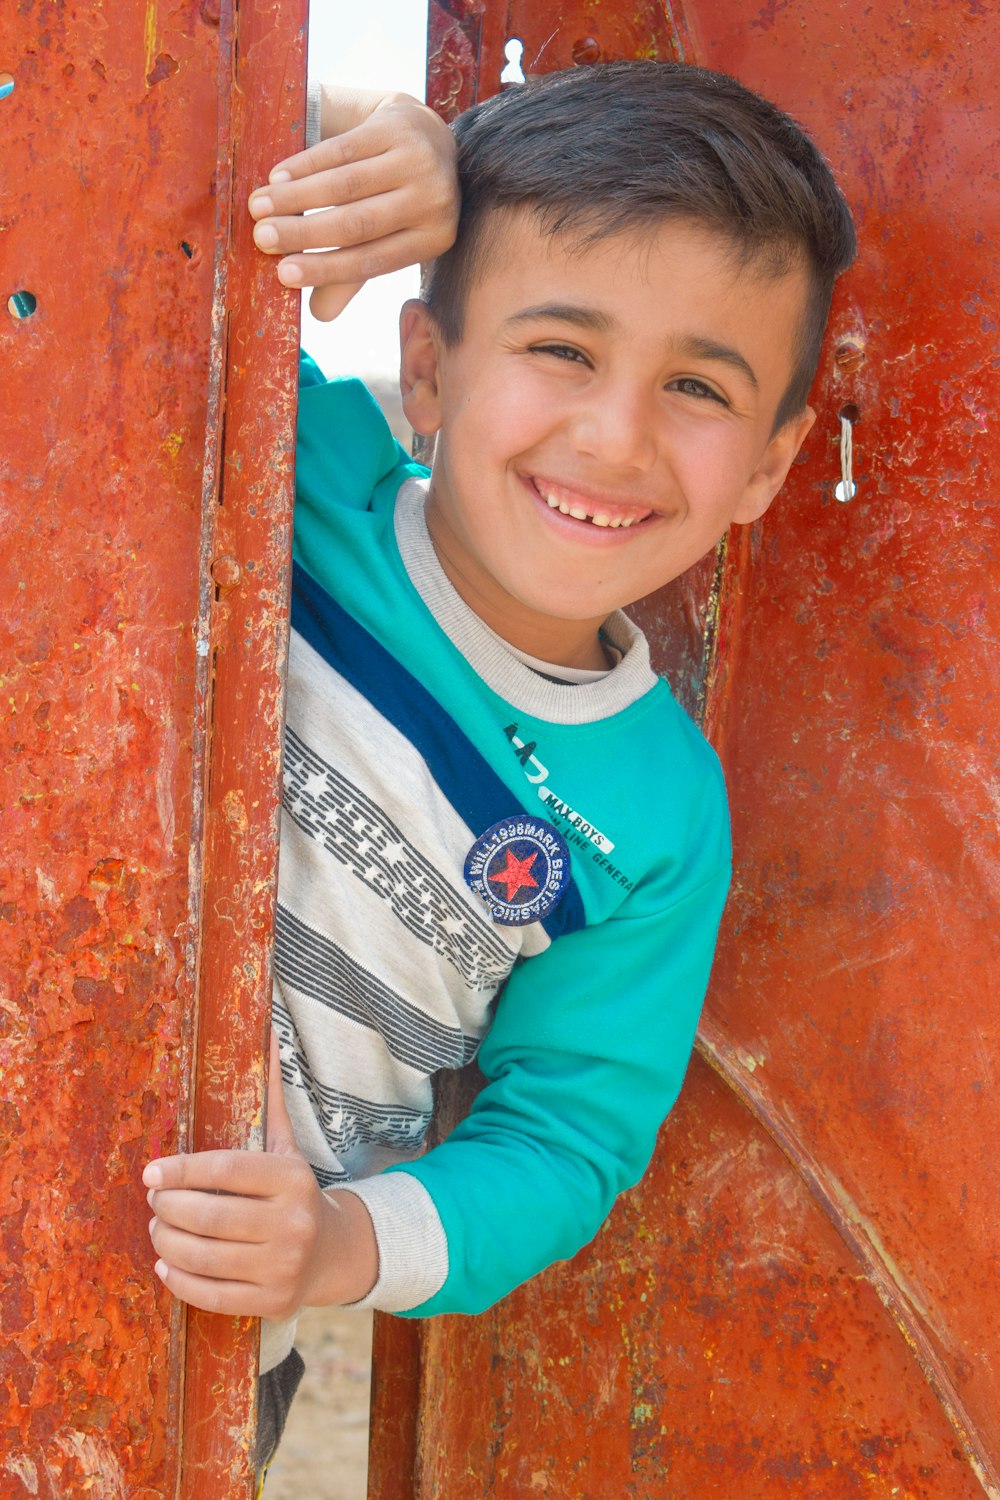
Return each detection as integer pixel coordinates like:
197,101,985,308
148,1216,158,1235
143,1163,163,1188
154,1259,169,1283
277,260,303,286
248,193,274,219
253,223,279,250
269,168,292,183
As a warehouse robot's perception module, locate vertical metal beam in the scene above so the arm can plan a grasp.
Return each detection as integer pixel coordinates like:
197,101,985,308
178,0,306,1489
0,1,304,1493
178,0,305,1492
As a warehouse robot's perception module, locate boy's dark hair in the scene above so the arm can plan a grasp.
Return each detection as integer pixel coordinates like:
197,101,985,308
426,61,856,430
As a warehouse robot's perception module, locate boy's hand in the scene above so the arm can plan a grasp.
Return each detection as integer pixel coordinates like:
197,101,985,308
248,86,458,322
143,1032,378,1319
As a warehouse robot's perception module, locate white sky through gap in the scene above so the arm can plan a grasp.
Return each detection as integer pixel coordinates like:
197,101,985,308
302,2,430,379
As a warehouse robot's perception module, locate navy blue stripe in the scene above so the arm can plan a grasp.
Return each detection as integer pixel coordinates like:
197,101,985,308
290,561,585,940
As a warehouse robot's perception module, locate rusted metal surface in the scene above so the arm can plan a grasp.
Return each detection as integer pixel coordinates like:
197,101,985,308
0,1,303,1494
428,0,690,117
697,3,1000,1486
396,1056,988,1498
370,2,1000,1496
179,0,305,1492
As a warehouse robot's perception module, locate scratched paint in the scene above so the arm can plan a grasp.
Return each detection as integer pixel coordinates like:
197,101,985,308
178,8,306,1491
1,1,303,1495
369,2,1000,1496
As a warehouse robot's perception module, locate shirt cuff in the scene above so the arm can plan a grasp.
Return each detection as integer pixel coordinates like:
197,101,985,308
306,80,323,150
259,1313,298,1375
336,1171,449,1313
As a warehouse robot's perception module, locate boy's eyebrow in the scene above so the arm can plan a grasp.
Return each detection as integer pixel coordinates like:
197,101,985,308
503,308,759,389
504,303,614,334
675,336,759,390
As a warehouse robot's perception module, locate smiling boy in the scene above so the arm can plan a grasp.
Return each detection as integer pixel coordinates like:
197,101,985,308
144,61,855,1470
409,215,814,667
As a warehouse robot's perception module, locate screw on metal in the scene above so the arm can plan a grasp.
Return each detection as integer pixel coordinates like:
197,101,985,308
834,339,867,376
572,37,602,64
210,555,242,589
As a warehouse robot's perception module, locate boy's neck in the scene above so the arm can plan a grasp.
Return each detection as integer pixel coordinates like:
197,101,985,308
502,627,615,674
486,607,615,671
428,526,613,671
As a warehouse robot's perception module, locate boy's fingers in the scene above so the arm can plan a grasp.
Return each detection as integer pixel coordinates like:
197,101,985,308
308,281,364,323
267,137,360,185
252,206,375,257
149,1218,263,1281
266,105,440,186
265,118,384,187
143,1149,274,1196
250,154,399,221
273,228,444,294
145,1185,271,1240
153,1258,273,1319
252,188,423,258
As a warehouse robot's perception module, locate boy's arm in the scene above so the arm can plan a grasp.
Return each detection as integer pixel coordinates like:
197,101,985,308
350,861,731,1318
144,865,728,1322
248,86,458,322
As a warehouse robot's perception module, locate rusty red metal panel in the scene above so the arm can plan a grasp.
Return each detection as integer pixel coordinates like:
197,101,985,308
410,1057,988,1497
428,0,688,117
369,1,1000,1495
0,1,303,1494
697,0,1000,1483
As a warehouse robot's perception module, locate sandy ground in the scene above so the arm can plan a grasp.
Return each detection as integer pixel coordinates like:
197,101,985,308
264,1307,373,1500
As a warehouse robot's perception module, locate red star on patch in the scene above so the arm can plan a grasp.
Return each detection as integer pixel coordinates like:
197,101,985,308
488,848,539,902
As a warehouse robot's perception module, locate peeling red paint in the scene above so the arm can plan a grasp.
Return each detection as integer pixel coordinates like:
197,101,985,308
2,0,302,1493
370,2,1000,1496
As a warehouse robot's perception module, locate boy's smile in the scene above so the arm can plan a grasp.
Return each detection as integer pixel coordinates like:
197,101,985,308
401,214,814,670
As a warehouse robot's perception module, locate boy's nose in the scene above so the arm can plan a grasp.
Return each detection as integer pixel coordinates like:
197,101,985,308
572,382,658,473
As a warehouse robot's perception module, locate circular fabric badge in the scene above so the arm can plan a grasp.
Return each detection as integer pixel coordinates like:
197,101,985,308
464,816,571,926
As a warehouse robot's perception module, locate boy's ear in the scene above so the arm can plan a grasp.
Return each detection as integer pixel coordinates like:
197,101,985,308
733,406,817,525
399,299,444,437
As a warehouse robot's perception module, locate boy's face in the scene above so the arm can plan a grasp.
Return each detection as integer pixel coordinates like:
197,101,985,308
401,212,815,669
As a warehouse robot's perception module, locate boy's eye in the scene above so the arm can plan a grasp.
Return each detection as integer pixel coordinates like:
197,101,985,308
529,342,590,365
670,376,728,405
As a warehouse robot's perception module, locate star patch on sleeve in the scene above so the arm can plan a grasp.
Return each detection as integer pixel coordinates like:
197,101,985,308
464,817,571,926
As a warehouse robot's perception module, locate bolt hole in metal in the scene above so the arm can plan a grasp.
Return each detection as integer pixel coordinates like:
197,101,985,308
0,72,14,100
501,38,525,86
835,405,859,503
8,290,37,320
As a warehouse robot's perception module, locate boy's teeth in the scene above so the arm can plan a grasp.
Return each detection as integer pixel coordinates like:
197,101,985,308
541,486,643,528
